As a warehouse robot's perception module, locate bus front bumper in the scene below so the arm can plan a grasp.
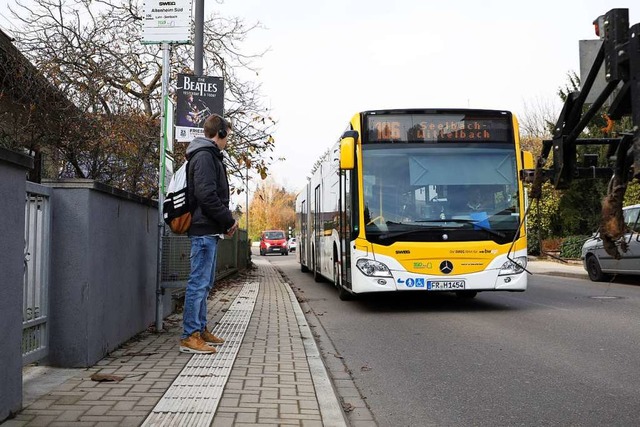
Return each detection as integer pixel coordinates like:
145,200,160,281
350,253,527,294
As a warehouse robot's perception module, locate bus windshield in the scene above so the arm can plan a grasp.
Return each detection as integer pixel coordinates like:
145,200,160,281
361,144,520,243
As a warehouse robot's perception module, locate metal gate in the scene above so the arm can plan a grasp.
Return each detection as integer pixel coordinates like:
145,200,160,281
161,229,249,289
22,182,51,365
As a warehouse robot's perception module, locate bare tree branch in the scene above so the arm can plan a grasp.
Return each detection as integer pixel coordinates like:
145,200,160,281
6,0,276,197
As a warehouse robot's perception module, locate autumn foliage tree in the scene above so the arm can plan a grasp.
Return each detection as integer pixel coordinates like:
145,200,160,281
248,178,296,241
5,0,275,198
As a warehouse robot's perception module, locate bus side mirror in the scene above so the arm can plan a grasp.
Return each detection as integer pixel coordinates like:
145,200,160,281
520,150,535,182
522,150,534,169
340,131,358,170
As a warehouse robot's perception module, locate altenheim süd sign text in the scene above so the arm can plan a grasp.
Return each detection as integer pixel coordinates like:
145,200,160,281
142,0,193,44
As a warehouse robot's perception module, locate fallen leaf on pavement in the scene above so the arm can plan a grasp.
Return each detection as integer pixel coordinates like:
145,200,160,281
342,402,355,412
90,373,124,382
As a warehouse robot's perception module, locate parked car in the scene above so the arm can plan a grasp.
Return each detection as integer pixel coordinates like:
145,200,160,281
288,237,297,252
259,230,288,256
581,204,640,281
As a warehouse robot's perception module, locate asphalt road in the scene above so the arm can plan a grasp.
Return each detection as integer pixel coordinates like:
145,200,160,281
258,249,640,427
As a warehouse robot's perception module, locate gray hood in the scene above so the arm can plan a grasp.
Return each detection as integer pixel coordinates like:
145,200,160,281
186,137,219,158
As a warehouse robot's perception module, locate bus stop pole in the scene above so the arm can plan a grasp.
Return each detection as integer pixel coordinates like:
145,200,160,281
155,43,170,332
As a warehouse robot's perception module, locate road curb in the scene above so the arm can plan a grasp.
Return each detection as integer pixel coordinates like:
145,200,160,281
533,271,588,280
282,277,349,427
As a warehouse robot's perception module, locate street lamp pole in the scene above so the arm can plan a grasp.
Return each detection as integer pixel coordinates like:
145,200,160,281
245,165,249,232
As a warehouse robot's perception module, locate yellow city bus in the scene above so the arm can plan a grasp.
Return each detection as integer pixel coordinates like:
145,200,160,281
295,109,534,300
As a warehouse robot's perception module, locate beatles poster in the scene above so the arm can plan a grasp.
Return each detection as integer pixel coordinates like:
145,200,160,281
175,74,224,142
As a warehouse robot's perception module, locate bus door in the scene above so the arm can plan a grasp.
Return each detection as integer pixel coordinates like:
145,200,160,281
299,199,307,265
313,184,321,273
339,169,352,288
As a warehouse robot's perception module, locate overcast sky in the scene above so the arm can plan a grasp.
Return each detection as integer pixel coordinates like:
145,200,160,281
1,0,638,200
213,0,639,195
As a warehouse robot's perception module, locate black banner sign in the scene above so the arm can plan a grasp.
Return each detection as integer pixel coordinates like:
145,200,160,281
175,74,224,128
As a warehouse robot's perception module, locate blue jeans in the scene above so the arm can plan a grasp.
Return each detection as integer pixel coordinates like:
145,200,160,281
182,235,219,339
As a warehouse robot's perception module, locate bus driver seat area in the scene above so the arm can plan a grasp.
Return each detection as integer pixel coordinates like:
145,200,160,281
448,186,472,217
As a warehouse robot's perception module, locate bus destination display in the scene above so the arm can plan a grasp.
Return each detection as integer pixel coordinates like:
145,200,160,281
366,114,511,143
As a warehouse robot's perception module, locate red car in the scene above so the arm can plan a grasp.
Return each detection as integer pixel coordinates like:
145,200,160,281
259,230,288,256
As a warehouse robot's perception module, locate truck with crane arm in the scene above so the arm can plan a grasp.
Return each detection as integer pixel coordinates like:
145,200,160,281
526,8,640,260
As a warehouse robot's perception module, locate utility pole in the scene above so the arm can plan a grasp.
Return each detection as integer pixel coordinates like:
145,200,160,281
194,0,204,75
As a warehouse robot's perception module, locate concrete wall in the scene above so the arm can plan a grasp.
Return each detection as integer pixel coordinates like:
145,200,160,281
0,171,251,419
0,147,33,422
44,179,171,367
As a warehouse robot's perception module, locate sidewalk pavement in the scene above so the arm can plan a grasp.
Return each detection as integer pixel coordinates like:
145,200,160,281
5,258,352,427
4,257,586,427
526,256,588,280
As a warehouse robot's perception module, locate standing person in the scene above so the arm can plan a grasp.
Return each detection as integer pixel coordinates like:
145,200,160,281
179,114,239,354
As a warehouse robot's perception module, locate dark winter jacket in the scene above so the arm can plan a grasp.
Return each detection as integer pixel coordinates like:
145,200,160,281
185,137,235,236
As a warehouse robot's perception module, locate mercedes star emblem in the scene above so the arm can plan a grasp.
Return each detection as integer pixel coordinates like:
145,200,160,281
439,260,453,274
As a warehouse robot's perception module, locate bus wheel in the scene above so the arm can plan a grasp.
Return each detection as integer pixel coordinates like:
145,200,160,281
334,259,353,301
301,262,309,273
313,249,323,282
338,282,353,300
455,290,477,299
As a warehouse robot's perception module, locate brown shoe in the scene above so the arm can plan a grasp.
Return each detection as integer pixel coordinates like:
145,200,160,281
201,329,225,345
179,332,217,354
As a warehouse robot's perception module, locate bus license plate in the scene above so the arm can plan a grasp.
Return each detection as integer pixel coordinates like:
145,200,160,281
427,280,465,290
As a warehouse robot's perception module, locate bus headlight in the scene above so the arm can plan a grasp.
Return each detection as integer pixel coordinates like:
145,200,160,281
356,259,392,277
498,256,527,275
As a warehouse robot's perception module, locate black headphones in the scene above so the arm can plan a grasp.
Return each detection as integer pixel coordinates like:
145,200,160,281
217,116,228,139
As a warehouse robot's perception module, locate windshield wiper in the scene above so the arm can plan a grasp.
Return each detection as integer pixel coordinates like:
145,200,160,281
440,219,506,239
377,228,433,240
380,219,506,239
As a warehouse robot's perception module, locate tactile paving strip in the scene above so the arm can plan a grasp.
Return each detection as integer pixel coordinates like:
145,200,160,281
142,281,259,427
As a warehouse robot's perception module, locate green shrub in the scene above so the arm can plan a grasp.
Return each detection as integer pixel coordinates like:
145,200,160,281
527,233,541,256
526,182,562,239
559,235,590,259
624,181,640,206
